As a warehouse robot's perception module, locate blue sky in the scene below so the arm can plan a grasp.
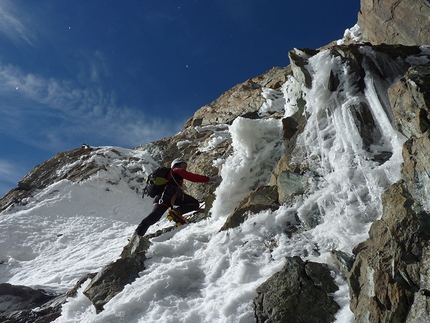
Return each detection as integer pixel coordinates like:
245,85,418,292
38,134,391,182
0,0,359,197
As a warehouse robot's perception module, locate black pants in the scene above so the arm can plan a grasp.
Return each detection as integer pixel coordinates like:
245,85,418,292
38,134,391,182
135,186,200,236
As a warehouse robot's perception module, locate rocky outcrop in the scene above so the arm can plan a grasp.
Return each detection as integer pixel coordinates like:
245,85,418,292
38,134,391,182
0,283,56,316
0,275,95,323
253,256,340,323
184,66,290,128
84,234,150,313
263,42,430,322
390,65,430,139
359,0,430,45
269,43,425,195
219,186,280,231
346,37,430,322
390,64,430,212
349,182,430,323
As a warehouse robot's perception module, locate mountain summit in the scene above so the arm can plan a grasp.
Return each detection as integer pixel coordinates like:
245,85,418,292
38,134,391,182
2,1,430,322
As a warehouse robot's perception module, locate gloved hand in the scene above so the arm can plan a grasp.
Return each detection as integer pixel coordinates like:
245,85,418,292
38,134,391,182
208,175,222,185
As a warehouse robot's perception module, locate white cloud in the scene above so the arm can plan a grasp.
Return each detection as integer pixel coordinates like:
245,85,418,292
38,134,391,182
0,2,185,161
0,60,181,152
0,158,26,196
0,0,38,46
0,158,20,183
0,157,31,197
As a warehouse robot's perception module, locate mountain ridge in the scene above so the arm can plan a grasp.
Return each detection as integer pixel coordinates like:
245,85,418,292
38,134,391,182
2,1,430,322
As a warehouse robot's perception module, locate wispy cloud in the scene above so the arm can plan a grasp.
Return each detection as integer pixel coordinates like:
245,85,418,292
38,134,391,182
0,0,37,46
0,158,21,183
0,59,182,152
0,1,186,171
0,158,25,196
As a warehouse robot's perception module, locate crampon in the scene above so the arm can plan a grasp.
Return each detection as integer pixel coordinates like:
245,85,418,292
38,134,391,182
167,209,190,226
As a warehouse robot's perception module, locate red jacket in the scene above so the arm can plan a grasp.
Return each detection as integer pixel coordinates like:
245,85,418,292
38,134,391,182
167,167,210,187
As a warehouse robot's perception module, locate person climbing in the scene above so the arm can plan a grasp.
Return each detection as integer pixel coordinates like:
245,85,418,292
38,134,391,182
135,158,220,236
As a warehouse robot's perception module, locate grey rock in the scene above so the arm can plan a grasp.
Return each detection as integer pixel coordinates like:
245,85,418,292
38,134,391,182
83,235,150,313
277,170,308,203
253,256,339,323
219,186,279,231
0,275,94,323
0,283,55,313
330,249,355,278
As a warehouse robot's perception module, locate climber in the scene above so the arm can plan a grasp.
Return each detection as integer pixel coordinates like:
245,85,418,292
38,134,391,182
135,158,220,236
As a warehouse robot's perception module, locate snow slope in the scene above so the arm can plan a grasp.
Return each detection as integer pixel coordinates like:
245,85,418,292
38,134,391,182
2,39,429,322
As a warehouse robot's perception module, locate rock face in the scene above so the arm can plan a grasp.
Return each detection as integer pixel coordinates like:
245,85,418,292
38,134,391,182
390,65,430,140
346,29,430,322
184,66,289,128
138,66,290,203
349,182,430,322
259,42,430,322
253,257,340,323
390,65,430,211
359,0,430,45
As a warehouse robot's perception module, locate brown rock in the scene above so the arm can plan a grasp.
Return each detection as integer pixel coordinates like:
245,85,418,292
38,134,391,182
349,182,430,323
390,65,430,139
359,0,430,45
184,66,290,128
219,186,279,231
